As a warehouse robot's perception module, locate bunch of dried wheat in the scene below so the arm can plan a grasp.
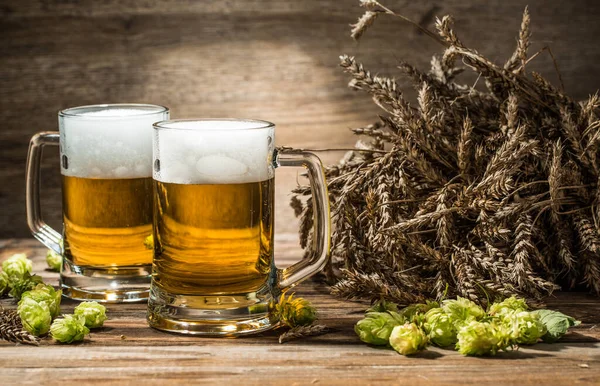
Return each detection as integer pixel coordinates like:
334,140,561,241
292,1,600,305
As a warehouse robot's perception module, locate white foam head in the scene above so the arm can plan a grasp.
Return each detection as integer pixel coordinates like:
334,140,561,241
59,104,169,179
153,119,275,184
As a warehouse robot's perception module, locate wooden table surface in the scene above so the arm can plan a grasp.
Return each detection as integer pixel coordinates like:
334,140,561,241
1,239,599,385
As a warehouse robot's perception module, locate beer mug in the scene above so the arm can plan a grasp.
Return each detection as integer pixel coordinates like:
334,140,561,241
26,104,170,302
148,119,330,335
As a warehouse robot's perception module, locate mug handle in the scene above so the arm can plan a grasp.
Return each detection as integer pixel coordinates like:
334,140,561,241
274,148,331,290
25,132,62,255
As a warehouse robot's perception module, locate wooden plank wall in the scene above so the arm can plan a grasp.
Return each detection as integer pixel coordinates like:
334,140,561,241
2,0,600,239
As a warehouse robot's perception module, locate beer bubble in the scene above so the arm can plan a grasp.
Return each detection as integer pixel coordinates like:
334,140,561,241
134,164,149,176
185,155,197,166
114,166,129,177
196,155,249,182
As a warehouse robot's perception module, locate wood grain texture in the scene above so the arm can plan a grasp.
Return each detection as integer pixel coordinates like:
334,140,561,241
1,239,600,385
2,0,600,238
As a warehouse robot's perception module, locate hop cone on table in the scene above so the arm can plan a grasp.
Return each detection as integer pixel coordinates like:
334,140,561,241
0,307,39,346
274,293,317,327
292,2,600,305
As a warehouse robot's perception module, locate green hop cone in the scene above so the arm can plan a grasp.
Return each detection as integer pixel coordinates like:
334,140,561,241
532,309,581,343
2,253,33,283
274,293,317,327
355,311,405,345
143,235,154,250
51,314,89,343
442,297,486,326
0,271,8,295
423,307,457,347
20,284,62,319
502,311,546,345
389,323,428,355
74,302,107,328
17,297,52,336
456,320,510,356
489,296,529,317
9,273,44,300
46,250,62,272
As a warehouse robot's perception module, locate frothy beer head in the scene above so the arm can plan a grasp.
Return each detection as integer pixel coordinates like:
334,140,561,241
153,119,275,184
59,104,169,179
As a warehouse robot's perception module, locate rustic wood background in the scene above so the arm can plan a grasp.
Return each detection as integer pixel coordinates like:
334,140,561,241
2,240,600,385
2,0,600,240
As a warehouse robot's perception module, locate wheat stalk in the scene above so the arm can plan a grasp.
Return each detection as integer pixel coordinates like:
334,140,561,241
278,325,331,343
0,307,39,346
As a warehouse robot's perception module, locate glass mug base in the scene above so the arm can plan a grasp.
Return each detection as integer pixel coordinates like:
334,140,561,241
147,284,277,336
60,259,151,303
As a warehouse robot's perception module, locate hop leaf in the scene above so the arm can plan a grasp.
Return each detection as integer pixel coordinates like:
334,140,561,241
355,311,405,345
274,293,317,327
502,310,546,345
45,250,62,272
456,320,510,356
442,297,486,326
532,309,581,343
17,297,52,336
9,273,44,300
0,271,8,296
423,307,457,347
74,302,107,328
366,298,399,313
389,323,428,355
489,296,529,317
2,253,33,284
50,315,89,343
20,284,62,319
399,301,439,325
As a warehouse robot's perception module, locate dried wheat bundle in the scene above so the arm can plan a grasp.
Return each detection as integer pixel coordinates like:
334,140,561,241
292,2,600,305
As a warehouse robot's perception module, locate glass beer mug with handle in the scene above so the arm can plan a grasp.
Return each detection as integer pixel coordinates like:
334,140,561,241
148,119,330,335
26,104,170,302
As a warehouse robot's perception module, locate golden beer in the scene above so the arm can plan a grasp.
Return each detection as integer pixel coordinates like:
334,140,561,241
152,178,274,295
26,104,169,302
147,119,329,335
62,175,153,267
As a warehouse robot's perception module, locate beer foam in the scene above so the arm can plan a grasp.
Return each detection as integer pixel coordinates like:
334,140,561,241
59,105,169,179
75,108,154,117
153,120,275,184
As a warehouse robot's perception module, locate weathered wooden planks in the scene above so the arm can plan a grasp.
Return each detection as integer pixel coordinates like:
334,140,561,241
0,239,600,385
3,0,600,237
